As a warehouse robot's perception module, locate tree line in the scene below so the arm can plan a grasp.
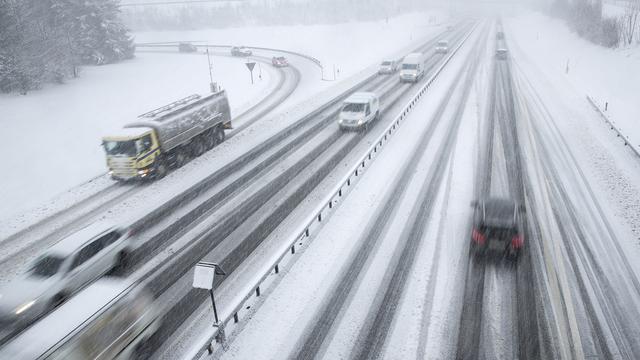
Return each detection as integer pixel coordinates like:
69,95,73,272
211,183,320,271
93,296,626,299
0,0,135,94
549,0,639,48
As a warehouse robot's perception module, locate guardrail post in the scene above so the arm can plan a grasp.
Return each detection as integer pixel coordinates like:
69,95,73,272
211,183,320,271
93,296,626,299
318,213,322,222
329,201,333,209
291,245,295,254
256,286,261,297
305,228,309,237
234,312,239,323
275,264,279,274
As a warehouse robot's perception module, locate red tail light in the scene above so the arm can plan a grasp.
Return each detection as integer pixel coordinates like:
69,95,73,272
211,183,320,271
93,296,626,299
511,234,524,249
472,228,486,245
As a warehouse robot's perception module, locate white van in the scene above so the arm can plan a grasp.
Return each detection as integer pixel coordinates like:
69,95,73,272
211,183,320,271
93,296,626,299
0,279,162,359
338,92,380,131
436,40,449,54
400,52,425,83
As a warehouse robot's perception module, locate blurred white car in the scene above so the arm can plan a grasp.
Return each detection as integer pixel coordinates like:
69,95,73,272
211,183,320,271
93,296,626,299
0,222,132,330
0,279,162,360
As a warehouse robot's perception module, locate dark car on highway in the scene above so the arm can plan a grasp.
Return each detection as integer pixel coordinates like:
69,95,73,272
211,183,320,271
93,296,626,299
496,48,508,60
470,197,524,260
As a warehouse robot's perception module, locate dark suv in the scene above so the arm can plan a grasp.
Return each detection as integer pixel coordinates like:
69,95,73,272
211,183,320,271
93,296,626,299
470,197,524,260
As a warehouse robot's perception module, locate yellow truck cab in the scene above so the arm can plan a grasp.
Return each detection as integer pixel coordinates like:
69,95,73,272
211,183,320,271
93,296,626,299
102,91,231,181
103,126,160,180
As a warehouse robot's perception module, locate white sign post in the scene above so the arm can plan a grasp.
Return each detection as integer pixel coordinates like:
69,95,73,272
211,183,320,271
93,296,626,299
193,261,226,324
245,62,256,84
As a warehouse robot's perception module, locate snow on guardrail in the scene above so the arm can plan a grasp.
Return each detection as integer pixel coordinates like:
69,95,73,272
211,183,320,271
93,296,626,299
586,95,640,158
186,24,477,359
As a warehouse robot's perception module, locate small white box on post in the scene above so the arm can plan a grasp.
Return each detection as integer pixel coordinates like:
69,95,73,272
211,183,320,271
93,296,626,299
193,261,227,352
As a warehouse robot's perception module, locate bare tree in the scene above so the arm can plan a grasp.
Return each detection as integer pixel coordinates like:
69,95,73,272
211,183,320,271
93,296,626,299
620,0,639,45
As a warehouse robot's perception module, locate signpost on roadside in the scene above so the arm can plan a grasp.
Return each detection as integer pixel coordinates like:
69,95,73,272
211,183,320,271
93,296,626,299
245,61,256,84
193,261,227,352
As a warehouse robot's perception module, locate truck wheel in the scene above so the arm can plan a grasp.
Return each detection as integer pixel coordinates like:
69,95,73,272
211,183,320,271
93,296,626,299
204,129,217,150
214,126,225,145
174,150,188,168
191,137,206,157
154,162,167,179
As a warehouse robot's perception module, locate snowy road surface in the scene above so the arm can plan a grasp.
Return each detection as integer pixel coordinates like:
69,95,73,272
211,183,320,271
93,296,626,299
2,9,640,360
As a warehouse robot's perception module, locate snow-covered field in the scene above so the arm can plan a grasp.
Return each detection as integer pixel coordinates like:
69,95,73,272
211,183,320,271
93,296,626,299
0,11,446,223
506,12,640,151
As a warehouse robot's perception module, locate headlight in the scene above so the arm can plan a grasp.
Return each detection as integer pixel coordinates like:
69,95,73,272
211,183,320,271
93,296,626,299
338,119,343,124
358,119,364,125
15,300,36,315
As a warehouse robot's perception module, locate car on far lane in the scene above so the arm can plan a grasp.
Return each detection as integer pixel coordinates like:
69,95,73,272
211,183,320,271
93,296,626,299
0,222,133,331
435,40,449,54
378,59,399,74
469,197,524,260
178,42,198,53
272,56,289,67
496,48,508,60
231,46,252,57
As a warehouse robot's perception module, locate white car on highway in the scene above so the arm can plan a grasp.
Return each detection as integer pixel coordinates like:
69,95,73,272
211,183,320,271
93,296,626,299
338,92,380,131
0,222,132,331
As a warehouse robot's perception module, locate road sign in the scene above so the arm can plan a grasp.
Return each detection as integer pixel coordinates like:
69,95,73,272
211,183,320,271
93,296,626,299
245,62,256,84
193,261,226,290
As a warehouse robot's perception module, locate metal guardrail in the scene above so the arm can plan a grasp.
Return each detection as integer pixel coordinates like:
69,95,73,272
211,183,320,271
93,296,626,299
586,95,640,158
187,24,477,359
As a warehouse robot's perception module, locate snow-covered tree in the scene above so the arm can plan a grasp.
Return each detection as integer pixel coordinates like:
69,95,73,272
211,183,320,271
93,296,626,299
0,0,135,93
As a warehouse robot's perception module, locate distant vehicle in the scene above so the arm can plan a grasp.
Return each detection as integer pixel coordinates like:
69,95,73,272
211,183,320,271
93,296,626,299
272,56,289,67
103,91,232,181
496,48,508,60
0,279,162,360
338,92,379,131
435,40,449,54
399,52,426,83
470,197,524,260
496,31,505,40
178,42,198,53
378,60,399,74
0,222,132,331
231,46,252,57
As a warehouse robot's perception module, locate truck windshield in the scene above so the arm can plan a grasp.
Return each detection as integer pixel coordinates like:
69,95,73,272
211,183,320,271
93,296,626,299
30,256,64,277
103,140,137,157
381,61,392,66
342,103,365,112
402,63,418,70
438,41,448,46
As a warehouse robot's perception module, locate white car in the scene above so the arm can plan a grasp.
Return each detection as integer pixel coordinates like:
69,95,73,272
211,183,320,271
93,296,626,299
0,279,162,360
0,222,132,331
435,40,449,54
338,92,380,131
378,60,399,74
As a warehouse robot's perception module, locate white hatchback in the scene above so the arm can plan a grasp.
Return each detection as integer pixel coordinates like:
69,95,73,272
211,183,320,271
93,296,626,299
0,222,132,330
